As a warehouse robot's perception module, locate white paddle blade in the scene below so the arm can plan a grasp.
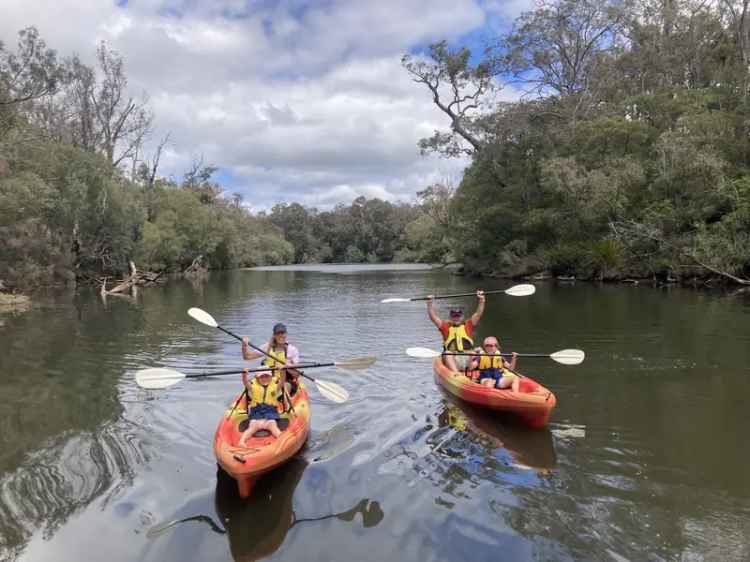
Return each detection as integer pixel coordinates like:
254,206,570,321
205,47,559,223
334,356,377,369
135,368,186,389
406,347,442,359
380,298,412,304
187,307,218,328
315,380,349,403
550,349,585,365
504,284,536,297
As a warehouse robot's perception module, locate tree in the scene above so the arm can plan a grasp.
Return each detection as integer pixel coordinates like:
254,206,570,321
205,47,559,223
496,0,624,124
0,27,65,107
268,203,319,263
402,41,495,156
90,42,152,167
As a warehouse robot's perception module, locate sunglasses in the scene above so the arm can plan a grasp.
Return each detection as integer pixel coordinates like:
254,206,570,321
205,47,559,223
485,344,497,348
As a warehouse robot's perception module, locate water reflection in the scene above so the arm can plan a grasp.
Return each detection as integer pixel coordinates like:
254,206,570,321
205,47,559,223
215,460,384,561
436,396,557,474
145,459,384,562
0,418,152,561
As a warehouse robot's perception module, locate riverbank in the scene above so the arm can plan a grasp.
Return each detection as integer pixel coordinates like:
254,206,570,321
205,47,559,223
455,257,750,288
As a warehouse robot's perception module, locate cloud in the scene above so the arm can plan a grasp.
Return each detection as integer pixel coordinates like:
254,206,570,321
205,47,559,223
0,0,522,209
482,0,538,20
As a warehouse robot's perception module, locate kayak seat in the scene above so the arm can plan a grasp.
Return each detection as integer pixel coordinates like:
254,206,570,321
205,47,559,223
237,417,290,434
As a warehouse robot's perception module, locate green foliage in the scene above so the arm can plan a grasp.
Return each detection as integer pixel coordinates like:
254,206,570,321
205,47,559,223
268,196,423,264
408,0,750,282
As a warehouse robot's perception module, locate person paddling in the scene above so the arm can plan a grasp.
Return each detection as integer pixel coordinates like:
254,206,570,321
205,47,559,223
242,323,301,398
427,290,485,372
470,336,520,392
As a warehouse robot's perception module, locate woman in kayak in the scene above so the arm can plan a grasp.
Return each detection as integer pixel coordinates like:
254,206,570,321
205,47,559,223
238,368,284,445
427,290,485,372
470,336,520,391
242,323,301,398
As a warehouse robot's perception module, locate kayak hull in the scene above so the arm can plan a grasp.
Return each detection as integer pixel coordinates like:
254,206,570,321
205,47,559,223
433,357,556,428
214,384,310,498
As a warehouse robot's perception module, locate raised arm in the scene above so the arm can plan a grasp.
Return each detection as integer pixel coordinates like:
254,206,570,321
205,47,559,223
426,295,442,328
241,337,264,360
241,368,252,392
470,290,485,325
504,352,518,371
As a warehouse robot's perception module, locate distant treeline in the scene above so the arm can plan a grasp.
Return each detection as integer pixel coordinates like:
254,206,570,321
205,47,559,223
403,0,750,284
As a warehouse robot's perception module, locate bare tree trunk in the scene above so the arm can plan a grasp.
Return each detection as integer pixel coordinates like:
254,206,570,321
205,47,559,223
107,261,138,294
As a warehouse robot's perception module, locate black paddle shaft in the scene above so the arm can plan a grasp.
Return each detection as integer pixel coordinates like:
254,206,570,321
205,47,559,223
411,289,506,301
183,363,336,379
216,325,321,383
445,352,552,358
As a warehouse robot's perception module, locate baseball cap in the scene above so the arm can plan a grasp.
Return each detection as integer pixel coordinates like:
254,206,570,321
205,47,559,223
273,323,287,334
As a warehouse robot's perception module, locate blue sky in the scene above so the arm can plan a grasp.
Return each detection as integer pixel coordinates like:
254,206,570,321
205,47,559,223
1,0,535,209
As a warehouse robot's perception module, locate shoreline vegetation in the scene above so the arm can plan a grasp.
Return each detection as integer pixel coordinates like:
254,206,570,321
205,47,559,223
3,0,750,300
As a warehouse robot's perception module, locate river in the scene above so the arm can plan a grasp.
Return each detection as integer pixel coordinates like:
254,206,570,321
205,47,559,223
1,265,749,561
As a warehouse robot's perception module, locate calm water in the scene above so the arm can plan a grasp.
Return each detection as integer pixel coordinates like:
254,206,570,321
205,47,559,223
1,266,749,562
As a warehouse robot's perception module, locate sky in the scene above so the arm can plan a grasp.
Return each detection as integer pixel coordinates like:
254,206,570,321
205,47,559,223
0,0,535,210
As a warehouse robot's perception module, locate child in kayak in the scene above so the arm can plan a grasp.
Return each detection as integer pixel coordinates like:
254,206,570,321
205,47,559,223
427,290,485,372
470,337,520,391
238,368,284,445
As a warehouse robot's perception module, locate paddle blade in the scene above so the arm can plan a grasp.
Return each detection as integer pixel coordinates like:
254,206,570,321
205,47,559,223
550,349,585,365
406,347,441,359
135,368,186,389
504,284,536,297
315,380,349,403
333,356,377,369
380,298,412,304
187,307,218,328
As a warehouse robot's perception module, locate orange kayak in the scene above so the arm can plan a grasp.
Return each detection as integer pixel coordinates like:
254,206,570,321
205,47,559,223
433,357,556,428
214,383,310,498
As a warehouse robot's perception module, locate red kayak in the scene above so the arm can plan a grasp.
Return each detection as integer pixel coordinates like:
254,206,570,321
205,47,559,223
433,357,556,428
214,384,311,498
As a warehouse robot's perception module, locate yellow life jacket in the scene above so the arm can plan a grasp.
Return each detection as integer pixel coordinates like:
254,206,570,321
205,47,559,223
262,345,287,371
247,377,282,410
478,351,503,371
443,323,474,352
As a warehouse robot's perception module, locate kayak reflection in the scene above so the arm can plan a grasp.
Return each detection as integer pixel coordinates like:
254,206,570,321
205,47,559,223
437,394,557,473
215,458,384,562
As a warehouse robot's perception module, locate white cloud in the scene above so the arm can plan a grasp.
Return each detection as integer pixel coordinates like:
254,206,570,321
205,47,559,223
0,0,523,209
483,0,538,20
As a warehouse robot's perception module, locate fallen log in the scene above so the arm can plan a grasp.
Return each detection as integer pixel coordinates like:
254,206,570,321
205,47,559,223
184,255,207,277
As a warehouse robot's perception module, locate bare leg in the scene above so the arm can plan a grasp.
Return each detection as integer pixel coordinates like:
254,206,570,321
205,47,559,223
443,353,459,372
267,420,282,438
511,377,520,393
239,420,263,446
496,376,513,390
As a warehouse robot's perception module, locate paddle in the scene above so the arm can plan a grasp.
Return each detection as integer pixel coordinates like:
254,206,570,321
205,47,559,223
186,307,357,402
380,284,535,303
135,357,375,393
405,346,585,366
